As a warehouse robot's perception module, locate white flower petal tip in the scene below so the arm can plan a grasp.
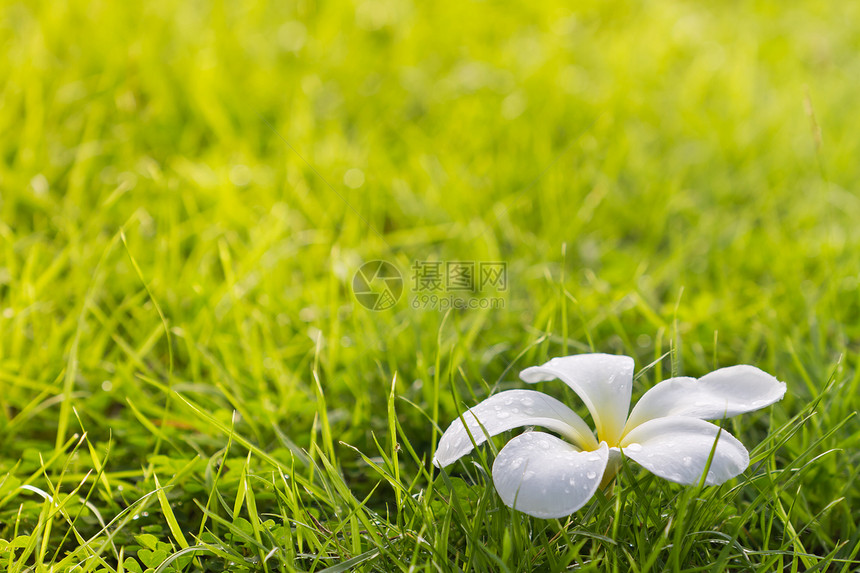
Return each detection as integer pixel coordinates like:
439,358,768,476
519,354,634,445
621,417,750,486
492,434,609,518
432,389,597,468
625,364,786,430
700,365,787,409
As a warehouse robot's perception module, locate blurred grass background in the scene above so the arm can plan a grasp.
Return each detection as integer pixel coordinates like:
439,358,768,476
1,0,859,570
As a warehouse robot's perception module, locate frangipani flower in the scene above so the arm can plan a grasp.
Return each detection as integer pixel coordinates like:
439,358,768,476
433,354,786,519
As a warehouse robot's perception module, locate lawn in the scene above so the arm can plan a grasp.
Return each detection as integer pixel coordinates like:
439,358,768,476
1,0,859,571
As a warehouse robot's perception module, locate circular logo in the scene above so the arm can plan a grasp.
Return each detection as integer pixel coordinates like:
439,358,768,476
352,260,403,311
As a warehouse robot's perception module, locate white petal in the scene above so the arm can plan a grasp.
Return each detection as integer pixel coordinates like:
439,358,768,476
433,390,597,467
624,365,786,431
520,354,634,445
492,433,609,518
620,417,750,485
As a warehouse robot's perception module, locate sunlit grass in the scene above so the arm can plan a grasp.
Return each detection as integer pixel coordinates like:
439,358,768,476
1,0,860,570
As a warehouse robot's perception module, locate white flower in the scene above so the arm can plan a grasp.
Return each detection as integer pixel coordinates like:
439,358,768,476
433,353,786,519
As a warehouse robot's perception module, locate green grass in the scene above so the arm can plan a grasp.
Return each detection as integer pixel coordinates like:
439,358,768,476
2,0,860,570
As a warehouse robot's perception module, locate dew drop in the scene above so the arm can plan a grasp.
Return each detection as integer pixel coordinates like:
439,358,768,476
586,471,597,479
504,397,513,406
626,443,642,452
497,411,510,419
682,456,692,466
511,458,523,469
522,396,534,406
569,477,576,486
511,407,520,414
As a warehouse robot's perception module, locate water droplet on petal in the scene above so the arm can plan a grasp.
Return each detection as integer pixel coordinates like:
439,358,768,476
511,458,523,469
586,471,597,479
504,397,513,406
522,396,534,406
511,407,520,414
626,443,642,452
497,411,510,419
569,477,576,486
682,456,692,466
